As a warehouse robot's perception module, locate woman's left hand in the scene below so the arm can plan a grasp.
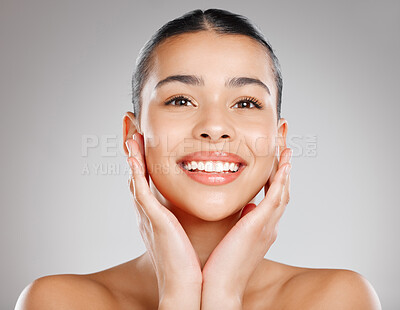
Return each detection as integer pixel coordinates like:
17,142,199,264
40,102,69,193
201,148,292,309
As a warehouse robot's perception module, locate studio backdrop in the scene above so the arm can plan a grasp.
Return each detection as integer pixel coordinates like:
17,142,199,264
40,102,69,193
0,0,399,309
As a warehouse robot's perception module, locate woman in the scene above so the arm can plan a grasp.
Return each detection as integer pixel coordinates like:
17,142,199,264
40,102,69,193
16,8,381,310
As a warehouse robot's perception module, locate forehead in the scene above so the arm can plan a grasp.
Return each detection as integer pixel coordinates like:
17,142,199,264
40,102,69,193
148,31,275,89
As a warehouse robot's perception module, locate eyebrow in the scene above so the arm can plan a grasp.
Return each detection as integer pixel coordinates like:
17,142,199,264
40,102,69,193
155,74,270,94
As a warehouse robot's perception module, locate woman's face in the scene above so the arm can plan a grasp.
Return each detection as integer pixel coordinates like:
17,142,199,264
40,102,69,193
138,31,287,221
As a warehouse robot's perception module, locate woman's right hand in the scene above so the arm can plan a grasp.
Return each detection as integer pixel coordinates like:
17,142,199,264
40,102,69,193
125,133,202,309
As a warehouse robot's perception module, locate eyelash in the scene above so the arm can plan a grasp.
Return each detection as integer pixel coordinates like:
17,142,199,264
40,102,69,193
234,96,263,109
164,95,263,109
164,95,195,107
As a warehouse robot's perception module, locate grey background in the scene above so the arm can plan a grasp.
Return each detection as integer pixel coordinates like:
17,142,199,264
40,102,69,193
1,0,399,309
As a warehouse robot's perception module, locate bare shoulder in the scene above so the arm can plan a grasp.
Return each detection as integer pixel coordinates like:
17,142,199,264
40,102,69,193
15,256,151,310
281,266,382,310
247,260,381,310
14,274,117,310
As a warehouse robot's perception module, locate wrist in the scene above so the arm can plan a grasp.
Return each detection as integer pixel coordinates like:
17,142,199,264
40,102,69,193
200,295,242,310
159,296,201,310
159,284,202,310
201,285,242,310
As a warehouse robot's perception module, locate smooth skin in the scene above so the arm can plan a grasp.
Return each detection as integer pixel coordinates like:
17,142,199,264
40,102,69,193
15,31,381,310
126,133,293,309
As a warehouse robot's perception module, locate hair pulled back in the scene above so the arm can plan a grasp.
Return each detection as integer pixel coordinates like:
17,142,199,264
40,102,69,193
132,8,283,123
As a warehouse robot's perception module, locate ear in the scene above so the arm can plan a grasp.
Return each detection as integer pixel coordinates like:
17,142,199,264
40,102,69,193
122,111,140,156
276,117,288,157
265,118,288,190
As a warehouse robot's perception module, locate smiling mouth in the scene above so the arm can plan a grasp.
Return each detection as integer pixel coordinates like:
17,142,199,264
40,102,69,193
179,161,243,173
175,151,247,185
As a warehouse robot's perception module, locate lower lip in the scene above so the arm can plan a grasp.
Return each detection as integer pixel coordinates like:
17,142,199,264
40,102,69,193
178,163,245,185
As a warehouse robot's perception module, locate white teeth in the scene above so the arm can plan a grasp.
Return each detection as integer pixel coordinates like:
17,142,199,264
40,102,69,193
223,162,230,171
215,161,224,172
205,161,213,172
197,162,205,171
183,160,241,173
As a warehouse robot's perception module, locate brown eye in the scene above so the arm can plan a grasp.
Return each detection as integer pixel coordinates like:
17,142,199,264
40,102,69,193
235,101,256,109
165,96,194,107
233,97,262,109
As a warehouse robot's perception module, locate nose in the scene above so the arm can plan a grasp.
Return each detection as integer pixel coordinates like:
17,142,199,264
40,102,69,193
192,105,235,142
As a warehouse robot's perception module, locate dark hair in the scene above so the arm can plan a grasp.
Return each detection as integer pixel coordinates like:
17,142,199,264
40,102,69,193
132,8,283,125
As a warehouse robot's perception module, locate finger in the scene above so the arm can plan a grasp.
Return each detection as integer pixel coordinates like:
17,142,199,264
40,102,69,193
271,168,291,223
129,174,151,227
265,159,278,191
126,138,145,174
256,161,291,220
133,132,150,183
266,147,279,189
129,174,157,253
283,173,290,206
126,145,165,223
277,148,292,209
265,148,292,196
134,132,144,156
280,148,292,207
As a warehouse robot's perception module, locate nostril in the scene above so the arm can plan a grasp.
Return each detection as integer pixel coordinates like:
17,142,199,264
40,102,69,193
200,133,230,140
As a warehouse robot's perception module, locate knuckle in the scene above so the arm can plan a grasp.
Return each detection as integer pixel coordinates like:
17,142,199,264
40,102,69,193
271,230,278,243
239,215,263,236
270,226,279,243
145,219,155,233
236,216,249,230
137,221,147,234
134,209,145,227
137,218,145,230
285,193,290,204
270,195,281,207
134,193,144,206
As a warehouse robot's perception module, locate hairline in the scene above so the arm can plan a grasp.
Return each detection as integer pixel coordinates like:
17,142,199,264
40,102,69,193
138,29,280,125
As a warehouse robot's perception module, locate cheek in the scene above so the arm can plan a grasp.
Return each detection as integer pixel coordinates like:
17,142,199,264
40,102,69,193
139,107,279,218
257,151,276,180
251,136,276,159
240,129,278,190
142,113,179,175
243,123,278,159
143,132,186,184
144,139,178,177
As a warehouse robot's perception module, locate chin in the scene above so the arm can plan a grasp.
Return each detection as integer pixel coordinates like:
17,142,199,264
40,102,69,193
163,188,250,222
184,200,242,222
149,165,267,221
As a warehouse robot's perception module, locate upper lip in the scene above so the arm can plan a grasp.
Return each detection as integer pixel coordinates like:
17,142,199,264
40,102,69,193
176,151,247,166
